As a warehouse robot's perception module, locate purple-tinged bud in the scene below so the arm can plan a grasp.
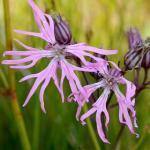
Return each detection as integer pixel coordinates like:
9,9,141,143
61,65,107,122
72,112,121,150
144,37,150,49
142,50,150,69
53,15,72,45
127,28,142,51
124,46,144,70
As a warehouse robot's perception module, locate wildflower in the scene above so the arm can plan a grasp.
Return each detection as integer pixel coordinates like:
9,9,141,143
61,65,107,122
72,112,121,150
2,0,117,112
71,62,138,143
125,28,144,70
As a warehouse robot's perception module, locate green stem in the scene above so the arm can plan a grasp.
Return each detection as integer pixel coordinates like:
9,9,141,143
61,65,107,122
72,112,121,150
83,104,101,150
79,72,100,149
32,100,40,150
3,0,31,150
0,67,9,88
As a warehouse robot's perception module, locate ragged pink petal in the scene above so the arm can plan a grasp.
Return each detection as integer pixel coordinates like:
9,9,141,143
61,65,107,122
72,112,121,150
10,59,39,69
114,85,136,134
3,50,40,56
19,74,38,82
39,63,57,113
66,63,96,72
14,29,44,39
80,107,96,125
123,78,136,103
76,105,83,121
45,14,55,43
23,58,58,108
80,88,110,143
96,111,110,144
60,60,83,99
23,72,46,107
67,44,118,55
60,69,65,102
14,39,39,51
67,48,105,64
2,55,42,65
28,0,55,43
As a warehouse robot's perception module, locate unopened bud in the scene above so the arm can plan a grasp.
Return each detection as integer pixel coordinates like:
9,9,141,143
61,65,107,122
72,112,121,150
124,47,144,70
127,28,142,51
53,15,72,45
142,50,150,69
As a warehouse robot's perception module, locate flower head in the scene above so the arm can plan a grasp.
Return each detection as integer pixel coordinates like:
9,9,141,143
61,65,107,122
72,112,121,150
2,0,117,112
71,62,138,143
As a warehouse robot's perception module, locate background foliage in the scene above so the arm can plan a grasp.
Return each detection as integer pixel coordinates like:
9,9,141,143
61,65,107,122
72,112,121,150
0,0,150,149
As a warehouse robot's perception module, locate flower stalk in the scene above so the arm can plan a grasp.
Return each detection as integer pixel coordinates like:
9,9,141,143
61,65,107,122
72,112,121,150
83,104,101,150
77,62,101,150
3,0,31,150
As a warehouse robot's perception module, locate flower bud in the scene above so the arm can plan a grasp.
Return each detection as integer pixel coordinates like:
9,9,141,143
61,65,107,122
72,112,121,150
53,15,72,45
124,46,144,70
144,37,150,49
127,28,142,51
142,50,150,69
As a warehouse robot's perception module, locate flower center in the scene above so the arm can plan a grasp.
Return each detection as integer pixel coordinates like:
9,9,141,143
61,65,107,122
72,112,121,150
47,43,66,59
105,77,116,88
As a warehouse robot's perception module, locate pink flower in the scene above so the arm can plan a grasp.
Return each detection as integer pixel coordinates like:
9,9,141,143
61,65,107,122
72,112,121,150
72,62,138,143
2,0,117,112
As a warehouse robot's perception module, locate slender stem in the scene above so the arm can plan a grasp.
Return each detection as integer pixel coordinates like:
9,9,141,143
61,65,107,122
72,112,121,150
134,69,140,87
3,0,31,150
75,60,101,150
33,100,40,150
81,73,101,149
143,69,148,84
113,125,125,150
0,67,9,88
83,104,101,150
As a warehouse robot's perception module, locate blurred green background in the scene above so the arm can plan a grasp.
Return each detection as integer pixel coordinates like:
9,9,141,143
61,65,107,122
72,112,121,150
0,0,150,150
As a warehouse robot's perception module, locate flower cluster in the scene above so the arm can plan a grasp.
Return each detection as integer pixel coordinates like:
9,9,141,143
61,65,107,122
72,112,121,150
2,0,138,143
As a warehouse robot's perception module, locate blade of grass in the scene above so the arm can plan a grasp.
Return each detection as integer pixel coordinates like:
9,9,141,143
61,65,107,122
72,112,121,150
0,67,9,88
3,0,31,149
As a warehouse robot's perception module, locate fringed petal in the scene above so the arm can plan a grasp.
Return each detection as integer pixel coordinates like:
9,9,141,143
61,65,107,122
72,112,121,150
28,0,55,43
80,88,110,143
67,44,118,55
114,85,137,134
